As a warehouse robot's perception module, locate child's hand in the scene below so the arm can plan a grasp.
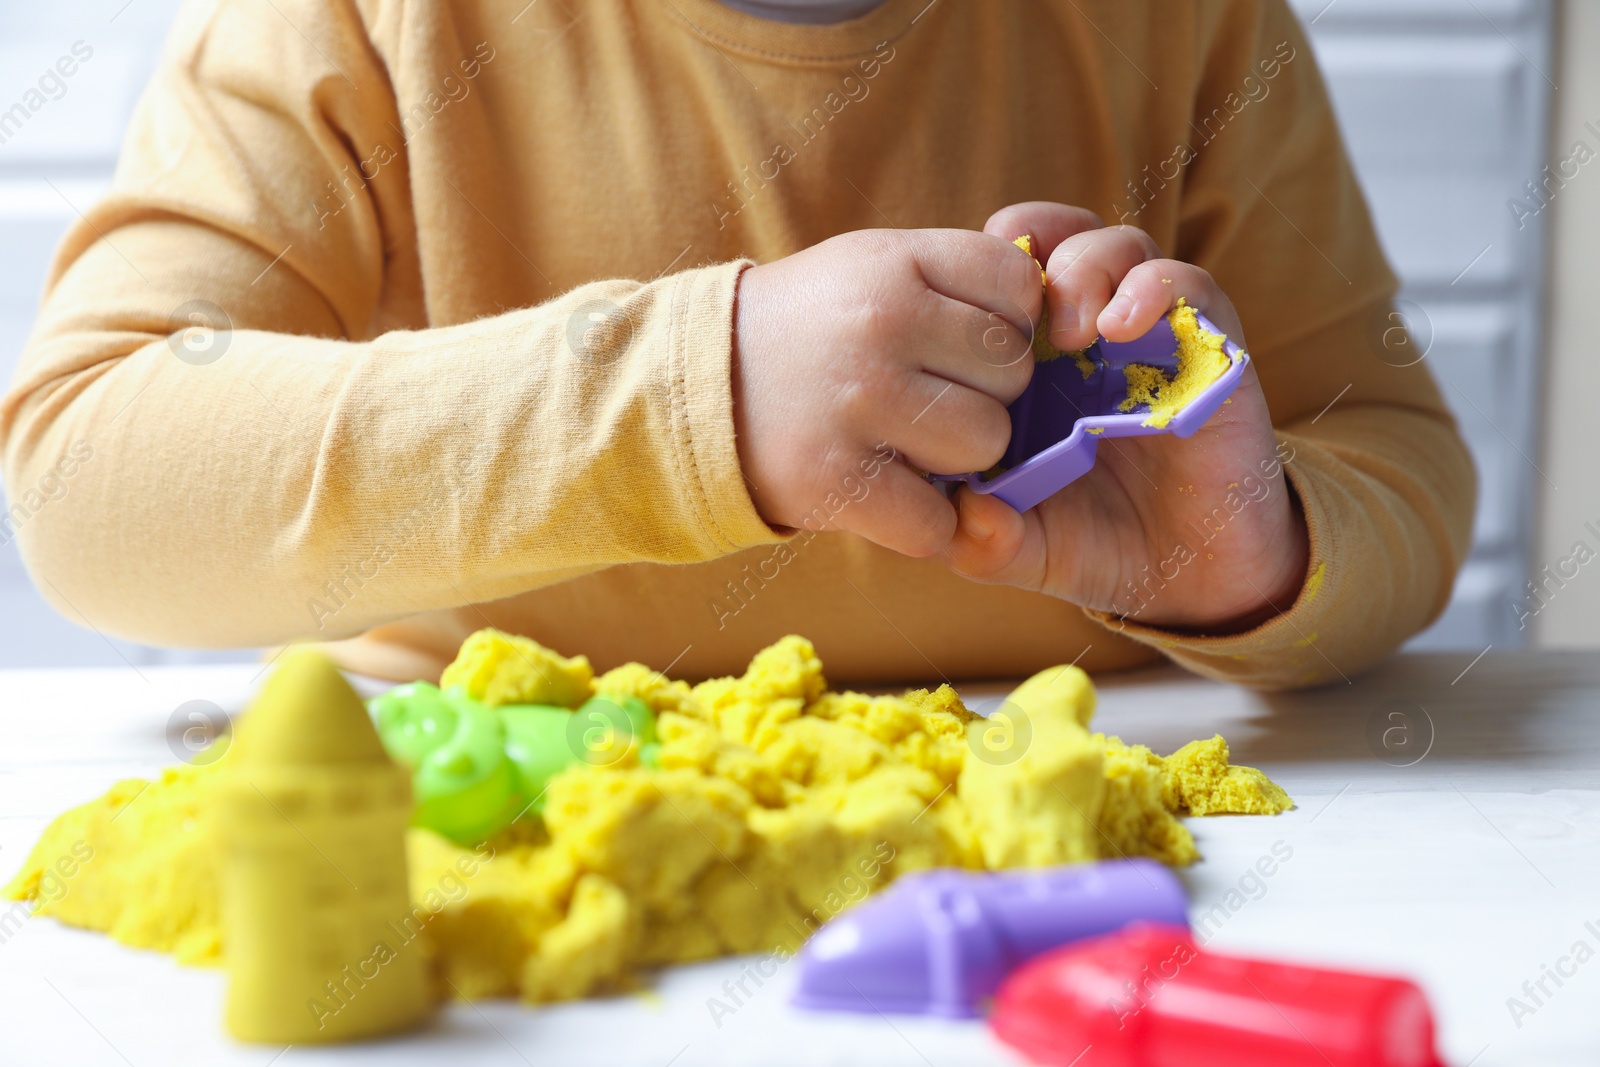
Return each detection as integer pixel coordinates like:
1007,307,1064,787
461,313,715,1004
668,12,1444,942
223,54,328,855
733,229,1045,558
942,203,1310,633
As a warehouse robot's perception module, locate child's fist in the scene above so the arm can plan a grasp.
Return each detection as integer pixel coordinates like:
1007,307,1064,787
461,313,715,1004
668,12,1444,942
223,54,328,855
943,203,1310,634
732,228,1058,558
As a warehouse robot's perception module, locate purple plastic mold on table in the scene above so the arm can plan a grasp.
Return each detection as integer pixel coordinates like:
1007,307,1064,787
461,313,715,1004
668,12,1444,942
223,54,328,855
791,859,1188,1018
933,309,1249,513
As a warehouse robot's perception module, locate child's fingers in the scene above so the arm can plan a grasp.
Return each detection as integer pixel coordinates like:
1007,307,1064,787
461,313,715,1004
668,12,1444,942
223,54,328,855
1096,259,1245,343
1043,226,1165,350
893,375,1013,475
836,460,959,559
982,202,1104,263
940,487,1046,587
906,229,1042,337
919,293,1036,401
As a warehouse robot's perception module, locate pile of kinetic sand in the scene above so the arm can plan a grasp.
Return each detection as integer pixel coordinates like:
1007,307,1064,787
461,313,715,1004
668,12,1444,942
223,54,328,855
4,634,1291,1003
1119,299,1233,429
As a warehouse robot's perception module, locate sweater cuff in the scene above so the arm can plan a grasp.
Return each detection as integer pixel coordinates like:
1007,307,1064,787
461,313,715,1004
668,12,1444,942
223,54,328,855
668,258,785,555
1082,432,1350,689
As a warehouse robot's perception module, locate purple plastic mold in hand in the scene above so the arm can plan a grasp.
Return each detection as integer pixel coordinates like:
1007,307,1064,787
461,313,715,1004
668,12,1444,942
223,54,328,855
932,309,1248,513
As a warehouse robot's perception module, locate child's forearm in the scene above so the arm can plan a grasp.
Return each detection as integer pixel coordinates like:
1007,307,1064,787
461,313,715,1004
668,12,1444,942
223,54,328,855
2,219,777,648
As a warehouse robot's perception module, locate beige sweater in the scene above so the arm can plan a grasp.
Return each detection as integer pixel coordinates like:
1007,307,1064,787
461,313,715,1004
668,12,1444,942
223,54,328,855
2,0,1474,688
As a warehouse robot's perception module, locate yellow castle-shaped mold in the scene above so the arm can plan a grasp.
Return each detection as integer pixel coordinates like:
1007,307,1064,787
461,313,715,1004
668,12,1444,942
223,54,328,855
213,649,434,1043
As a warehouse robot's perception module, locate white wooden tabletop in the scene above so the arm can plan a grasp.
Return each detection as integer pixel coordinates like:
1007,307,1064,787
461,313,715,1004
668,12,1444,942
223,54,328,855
1,652,1597,1067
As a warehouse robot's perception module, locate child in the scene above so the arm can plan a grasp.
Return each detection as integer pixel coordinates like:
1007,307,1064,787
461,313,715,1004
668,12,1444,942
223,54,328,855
1,0,1473,690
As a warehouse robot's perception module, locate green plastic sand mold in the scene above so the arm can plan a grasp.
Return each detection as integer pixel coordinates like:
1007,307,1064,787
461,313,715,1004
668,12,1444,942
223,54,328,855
370,682,659,845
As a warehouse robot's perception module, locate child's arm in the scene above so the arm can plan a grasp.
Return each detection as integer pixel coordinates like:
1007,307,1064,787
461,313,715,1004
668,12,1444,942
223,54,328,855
0,1,1036,651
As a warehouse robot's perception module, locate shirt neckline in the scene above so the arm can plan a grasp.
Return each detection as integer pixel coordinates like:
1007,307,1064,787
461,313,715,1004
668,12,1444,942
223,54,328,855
714,0,889,26
653,0,931,63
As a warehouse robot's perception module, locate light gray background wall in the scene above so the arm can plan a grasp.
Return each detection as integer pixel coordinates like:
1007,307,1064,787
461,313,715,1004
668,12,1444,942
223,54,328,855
0,0,1559,667
1533,0,1600,647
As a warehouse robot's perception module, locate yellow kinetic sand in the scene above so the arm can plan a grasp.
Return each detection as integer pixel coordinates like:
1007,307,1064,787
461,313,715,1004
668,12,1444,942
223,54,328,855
5,634,1292,1007
1118,299,1233,429
213,649,432,1042
441,628,593,707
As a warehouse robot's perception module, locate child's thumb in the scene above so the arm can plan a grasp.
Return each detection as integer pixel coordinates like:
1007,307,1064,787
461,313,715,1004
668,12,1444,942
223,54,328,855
940,488,1043,588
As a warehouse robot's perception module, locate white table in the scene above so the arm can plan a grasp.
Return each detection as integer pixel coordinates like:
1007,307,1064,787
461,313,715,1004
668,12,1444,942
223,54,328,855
2,652,1597,1066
